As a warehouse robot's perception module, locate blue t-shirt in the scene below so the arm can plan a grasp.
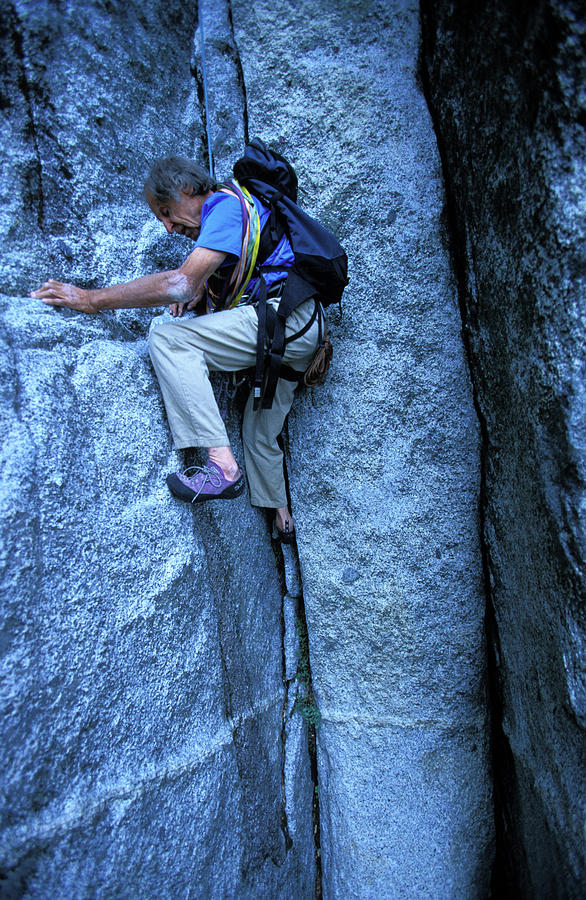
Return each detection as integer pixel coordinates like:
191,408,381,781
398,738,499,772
194,190,294,298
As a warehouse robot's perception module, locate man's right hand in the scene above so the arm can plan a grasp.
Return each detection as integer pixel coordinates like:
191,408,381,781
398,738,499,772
31,247,224,314
31,280,95,314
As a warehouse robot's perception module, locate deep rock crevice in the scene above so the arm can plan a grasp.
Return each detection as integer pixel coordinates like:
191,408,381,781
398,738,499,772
417,12,502,890
420,1,586,894
226,0,249,146
277,537,324,898
4,2,45,227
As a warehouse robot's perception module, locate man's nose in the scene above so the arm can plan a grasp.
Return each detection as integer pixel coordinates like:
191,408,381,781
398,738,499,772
162,218,174,234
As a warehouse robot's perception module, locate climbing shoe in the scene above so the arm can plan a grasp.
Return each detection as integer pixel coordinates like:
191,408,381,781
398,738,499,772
167,459,245,503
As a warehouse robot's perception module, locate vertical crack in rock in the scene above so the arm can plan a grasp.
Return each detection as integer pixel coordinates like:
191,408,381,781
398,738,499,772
193,3,322,891
225,0,249,146
191,59,211,172
190,12,211,172
296,609,323,900
280,433,322,898
191,0,247,173
279,590,293,854
5,2,44,226
278,540,323,899
308,724,322,900
418,8,501,888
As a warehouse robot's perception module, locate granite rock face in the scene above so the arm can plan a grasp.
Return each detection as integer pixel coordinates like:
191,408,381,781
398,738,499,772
0,1,315,897
0,298,316,898
2,0,496,897
233,0,493,896
421,1,586,895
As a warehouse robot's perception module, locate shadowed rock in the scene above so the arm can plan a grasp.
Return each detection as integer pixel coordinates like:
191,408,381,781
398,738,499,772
421,0,586,895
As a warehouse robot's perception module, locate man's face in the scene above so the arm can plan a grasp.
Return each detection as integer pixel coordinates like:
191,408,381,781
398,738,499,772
147,188,212,240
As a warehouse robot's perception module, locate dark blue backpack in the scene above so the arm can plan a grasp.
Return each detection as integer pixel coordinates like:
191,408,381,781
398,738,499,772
233,139,349,408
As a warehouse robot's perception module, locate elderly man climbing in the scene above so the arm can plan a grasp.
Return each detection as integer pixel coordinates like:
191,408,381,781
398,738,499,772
32,142,347,541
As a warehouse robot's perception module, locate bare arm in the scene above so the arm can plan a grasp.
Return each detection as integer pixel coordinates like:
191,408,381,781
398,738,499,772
30,247,226,314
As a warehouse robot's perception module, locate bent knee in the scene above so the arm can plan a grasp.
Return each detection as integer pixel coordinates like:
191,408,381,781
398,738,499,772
148,318,176,357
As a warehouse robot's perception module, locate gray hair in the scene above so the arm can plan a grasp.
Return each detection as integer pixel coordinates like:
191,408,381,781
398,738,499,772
144,156,217,202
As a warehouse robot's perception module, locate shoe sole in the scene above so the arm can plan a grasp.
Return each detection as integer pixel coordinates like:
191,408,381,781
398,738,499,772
272,524,297,545
166,472,245,503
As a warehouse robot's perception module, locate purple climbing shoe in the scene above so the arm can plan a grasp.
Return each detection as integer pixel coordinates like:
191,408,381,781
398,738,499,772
167,459,245,503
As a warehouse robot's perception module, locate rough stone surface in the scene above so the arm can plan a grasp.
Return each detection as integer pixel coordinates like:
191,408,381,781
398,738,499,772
194,0,248,174
421,1,586,895
233,0,493,896
0,1,315,897
1,0,503,896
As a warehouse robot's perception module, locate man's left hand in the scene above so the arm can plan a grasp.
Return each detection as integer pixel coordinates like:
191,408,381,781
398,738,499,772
169,285,206,317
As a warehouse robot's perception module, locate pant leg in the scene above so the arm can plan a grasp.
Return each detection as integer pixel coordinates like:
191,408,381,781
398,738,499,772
242,298,320,508
149,297,320,506
242,378,297,507
148,304,259,449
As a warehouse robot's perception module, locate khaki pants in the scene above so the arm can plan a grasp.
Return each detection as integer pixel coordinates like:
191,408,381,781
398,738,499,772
148,298,319,508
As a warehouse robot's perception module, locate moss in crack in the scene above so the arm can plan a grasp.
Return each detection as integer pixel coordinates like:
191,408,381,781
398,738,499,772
293,615,321,729
292,692,322,729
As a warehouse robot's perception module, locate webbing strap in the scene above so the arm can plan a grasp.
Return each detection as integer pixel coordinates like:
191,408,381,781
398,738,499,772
265,300,318,346
262,299,322,406
257,200,285,264
253,277,268,410
278,364,304,383
263,312,286,409
233,362,302,386
252,297,320,408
